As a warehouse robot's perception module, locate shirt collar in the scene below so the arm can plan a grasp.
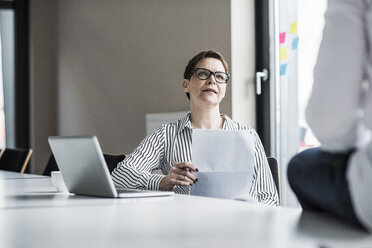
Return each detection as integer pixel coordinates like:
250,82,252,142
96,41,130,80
221,114,235,130
178,112,192,133
177,112,235,133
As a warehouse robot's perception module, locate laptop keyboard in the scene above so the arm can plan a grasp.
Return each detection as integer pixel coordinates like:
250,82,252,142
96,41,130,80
116,188,146,193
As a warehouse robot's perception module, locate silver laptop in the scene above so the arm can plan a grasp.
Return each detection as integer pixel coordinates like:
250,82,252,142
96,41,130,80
48,136,174,198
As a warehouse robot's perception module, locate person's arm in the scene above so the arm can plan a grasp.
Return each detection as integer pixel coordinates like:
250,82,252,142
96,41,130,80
249,130,279,206
111,126,166,190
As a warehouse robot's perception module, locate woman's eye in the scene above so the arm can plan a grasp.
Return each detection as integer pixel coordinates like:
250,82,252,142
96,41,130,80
197,71,208,78
216,74,224,80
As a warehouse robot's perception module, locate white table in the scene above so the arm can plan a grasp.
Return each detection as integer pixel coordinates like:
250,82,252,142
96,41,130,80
0,170,371,248
0,170,45,179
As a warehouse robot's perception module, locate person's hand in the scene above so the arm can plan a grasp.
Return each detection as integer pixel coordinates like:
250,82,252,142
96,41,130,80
159,162,198,191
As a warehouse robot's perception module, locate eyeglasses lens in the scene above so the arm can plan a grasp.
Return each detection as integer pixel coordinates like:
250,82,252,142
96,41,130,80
195,69,228,83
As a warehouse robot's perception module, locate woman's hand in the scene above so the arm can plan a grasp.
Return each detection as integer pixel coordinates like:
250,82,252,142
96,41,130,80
159,162,198,191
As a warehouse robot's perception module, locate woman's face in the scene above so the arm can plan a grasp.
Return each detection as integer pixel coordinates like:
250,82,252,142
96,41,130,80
183,58,227,107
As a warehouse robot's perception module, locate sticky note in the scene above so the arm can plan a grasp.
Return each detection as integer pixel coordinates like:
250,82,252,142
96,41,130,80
280,64,287,76
280,32,286,44
289,22,297,34
280,48,287,60
292,37,299,50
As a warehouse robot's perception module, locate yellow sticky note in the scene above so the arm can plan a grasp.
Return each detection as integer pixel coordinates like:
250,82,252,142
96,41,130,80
280,48,287,60
289,21,297,34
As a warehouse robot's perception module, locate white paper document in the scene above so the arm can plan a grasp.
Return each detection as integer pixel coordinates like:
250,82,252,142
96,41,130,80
190,172,254,200
190,129,256,200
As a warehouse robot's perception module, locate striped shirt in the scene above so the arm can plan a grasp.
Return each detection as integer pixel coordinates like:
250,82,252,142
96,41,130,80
111,113,279,206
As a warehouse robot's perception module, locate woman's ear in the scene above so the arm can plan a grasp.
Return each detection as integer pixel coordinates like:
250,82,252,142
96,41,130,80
182,79,190,93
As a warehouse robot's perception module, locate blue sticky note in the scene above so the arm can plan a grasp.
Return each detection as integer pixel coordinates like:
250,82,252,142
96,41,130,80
280,64,287,76
292,37,299,50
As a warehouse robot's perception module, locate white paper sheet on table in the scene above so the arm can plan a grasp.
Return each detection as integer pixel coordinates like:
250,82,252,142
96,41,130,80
190,129,256,200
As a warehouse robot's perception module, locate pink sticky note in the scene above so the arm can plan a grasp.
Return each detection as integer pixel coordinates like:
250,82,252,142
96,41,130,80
280,32,286,44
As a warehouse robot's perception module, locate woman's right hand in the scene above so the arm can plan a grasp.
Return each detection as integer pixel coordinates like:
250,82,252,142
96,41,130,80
159,162,198,191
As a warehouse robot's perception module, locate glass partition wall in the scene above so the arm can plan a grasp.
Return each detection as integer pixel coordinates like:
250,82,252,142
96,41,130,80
263,0,327,207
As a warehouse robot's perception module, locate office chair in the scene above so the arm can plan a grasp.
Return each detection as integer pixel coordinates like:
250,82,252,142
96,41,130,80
104,153,126,173
267,157,281,204
43,153,126,176
0,148,33,173
43,154,59,176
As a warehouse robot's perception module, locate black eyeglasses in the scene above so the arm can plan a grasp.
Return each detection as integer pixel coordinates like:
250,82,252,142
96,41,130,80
190,68,230,84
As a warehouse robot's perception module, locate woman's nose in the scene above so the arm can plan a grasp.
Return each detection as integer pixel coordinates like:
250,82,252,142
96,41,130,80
207,75,217,85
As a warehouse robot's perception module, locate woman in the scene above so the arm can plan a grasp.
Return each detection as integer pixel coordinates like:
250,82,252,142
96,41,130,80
112,50,279,206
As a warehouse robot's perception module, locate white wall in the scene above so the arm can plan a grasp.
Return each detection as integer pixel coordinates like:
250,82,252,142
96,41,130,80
231,0,256,128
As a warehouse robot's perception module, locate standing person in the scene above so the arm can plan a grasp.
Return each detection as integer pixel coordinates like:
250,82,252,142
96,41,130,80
111,50,279,206
288,0,372,230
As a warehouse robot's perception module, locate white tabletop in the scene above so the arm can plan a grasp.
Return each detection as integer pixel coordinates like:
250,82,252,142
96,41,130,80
0,170,371,248
0,170,45,179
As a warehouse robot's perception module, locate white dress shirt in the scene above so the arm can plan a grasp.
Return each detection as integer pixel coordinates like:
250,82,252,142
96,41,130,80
306,0,372,230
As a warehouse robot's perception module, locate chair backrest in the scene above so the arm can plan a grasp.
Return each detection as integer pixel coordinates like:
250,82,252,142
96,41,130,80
267,157,280,204
44,153,126,175
43,154,59,176
103,153,126,173
0,148,33,173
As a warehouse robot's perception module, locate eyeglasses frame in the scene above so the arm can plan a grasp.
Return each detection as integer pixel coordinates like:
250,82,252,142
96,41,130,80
189,67,230,84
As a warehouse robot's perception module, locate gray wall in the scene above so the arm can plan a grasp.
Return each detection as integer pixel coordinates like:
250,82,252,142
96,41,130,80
30,0,232,173
30,0,58,174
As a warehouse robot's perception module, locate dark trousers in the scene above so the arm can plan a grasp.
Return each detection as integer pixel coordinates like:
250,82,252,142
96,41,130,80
287,147,364,229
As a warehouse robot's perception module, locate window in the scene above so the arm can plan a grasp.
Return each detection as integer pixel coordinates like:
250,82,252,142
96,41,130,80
0,0,30,154
255,0,327,207
0,6,15,148
276,0,327,207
